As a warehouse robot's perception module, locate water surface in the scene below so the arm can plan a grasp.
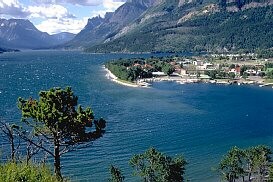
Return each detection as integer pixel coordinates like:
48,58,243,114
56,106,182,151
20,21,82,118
0,51,273,181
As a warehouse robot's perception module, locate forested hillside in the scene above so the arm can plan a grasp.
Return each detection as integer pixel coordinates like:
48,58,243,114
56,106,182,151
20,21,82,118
86,0,273,53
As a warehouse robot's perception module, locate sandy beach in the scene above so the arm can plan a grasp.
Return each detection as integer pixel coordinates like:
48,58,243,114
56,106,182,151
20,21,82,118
104,66,140,87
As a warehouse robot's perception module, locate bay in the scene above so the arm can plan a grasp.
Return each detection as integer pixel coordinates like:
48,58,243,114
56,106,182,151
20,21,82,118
0,51,273,181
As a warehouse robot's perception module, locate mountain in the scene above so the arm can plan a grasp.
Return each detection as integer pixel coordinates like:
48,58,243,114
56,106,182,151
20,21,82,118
51,32,76,45
64,0,157,49
0,19,75,49
85,0,273,53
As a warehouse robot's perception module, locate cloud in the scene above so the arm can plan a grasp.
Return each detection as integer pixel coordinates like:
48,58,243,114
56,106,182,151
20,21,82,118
28,4,86,34
28,4,76,19
90,0,125,18
103,0,125,11
33,0,105,6
0,0,29,18
35,0,126,34
32,0,126,7
0,0,126,34
35,17,89,34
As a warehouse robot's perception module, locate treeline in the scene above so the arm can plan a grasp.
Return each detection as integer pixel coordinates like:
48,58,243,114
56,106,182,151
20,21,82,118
105,57,175,82
256,49,273,59
265,62,273,79
105,60,146,82
205,70,237,79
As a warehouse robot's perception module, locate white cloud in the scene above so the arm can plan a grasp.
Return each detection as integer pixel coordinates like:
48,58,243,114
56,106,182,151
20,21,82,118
103,0,125,11
90,0,125,18
32,0,126,6
34,0,124,34
0,0,126,34
36,17,89,34
0,0,29,17
28,4,75,19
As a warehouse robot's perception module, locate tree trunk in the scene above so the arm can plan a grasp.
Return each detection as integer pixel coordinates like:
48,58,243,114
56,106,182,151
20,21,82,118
54,139,62,180
10,130,15,162
248,172,251,181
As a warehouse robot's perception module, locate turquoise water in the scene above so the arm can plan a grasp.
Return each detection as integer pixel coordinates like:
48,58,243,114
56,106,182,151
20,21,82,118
0,51,273,181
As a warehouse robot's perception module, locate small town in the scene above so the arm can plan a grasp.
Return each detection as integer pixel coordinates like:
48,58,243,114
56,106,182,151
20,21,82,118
105,53,273,88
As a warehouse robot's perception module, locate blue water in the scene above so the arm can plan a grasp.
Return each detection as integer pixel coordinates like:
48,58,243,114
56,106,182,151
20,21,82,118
0,51,273,182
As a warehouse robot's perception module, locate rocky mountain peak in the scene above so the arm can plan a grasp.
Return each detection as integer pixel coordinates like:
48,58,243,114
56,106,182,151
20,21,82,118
0,19,75,49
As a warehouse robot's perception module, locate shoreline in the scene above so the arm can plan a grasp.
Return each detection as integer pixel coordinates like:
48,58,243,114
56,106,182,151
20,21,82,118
103,66,273,89
104,66,140,88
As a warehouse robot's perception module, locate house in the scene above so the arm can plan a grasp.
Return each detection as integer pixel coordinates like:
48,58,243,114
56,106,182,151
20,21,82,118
199,74,211,81
197,63,215,70
182,60,192,65
229,65,241,76
133,63,141,67
245,69,257,75
193,60,203,66
174,65,182,73
180,68,187,76
152,72,166,76
229,69,237,74
235,65,241,74
144,64,153,69
170,72,180,76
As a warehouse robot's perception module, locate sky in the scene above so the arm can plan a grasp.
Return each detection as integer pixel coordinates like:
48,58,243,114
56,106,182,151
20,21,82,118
0,0,126,34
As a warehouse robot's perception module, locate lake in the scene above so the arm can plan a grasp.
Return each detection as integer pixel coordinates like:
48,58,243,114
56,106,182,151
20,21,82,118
0,51,273,181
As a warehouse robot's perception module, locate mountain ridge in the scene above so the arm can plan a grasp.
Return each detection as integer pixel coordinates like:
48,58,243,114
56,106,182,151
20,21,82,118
85,0,273,53
64,0,157,49
0,19,75,49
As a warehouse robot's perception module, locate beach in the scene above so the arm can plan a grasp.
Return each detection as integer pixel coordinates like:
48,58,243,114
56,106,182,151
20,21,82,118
104,66,140,87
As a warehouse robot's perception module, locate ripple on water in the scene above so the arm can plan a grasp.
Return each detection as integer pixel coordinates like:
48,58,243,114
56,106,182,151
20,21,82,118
0,51,273,182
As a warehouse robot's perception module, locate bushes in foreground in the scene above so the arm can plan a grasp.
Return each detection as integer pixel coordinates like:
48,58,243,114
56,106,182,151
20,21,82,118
0,161,61,182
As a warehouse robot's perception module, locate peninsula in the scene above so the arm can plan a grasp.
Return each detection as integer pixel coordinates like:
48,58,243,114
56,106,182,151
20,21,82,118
105,53,273,88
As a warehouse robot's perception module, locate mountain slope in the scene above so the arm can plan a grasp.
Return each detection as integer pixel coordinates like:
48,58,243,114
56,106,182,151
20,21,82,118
51,32,75,45
0,19,75,49
86,0,273,53
64,0,157,48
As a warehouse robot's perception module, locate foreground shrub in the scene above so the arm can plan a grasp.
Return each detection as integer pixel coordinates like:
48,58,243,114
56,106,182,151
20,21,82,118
0,161,61,182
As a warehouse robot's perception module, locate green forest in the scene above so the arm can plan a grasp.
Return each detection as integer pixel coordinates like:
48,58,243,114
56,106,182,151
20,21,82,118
105,57,175,82
87,5,273,54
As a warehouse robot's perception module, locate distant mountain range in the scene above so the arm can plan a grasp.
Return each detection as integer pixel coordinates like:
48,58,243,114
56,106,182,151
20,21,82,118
0,19,75,49
1,0,272,53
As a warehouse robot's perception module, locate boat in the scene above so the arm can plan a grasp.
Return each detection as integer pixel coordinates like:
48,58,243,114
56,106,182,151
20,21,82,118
138,81,151,87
